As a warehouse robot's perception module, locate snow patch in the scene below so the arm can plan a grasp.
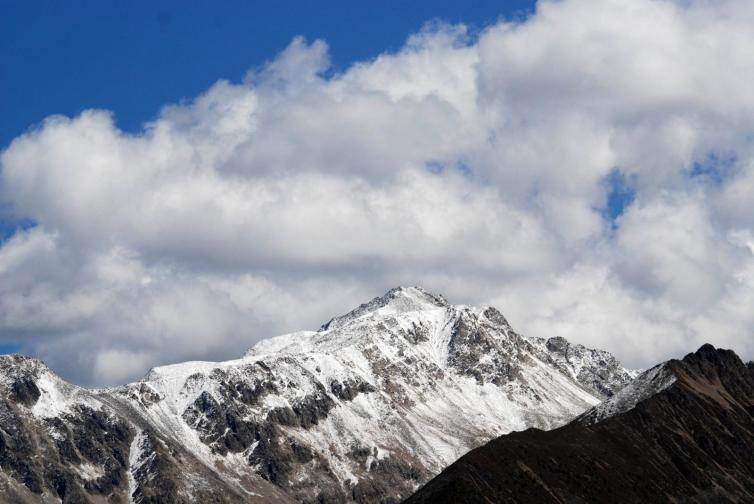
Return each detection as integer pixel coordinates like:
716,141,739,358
127,428,148,503
31,370,88,419
74,462,105,481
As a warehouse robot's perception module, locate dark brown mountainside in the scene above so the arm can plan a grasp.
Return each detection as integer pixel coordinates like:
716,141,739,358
405,344,754,504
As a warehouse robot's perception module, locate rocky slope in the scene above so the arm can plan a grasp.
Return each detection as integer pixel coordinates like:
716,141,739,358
406,344,754,504
0,286,636,503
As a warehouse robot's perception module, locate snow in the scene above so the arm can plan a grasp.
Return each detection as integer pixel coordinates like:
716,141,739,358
246,330,318,356
126,429,144,503
0,357,90,420
74,462,105,481
579,363,677,425
31,369,92,419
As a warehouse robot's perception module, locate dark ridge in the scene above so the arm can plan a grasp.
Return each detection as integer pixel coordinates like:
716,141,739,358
406,344,754,504
682,343,743,367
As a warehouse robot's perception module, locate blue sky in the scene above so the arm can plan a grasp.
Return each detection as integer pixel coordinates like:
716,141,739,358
1,1,534,149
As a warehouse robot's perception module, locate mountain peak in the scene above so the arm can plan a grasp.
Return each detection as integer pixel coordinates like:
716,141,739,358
0,287,643,504
683,343,741,365
380,286,448,305
0,354,50,379
320,286,448,331
679,343,748,377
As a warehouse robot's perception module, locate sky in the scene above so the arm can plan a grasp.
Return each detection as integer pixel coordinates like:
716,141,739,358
0,1,533,148
2,0,754,386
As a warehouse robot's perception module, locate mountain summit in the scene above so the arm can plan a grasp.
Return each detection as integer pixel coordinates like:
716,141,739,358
0,287,635,503
320,286,449,331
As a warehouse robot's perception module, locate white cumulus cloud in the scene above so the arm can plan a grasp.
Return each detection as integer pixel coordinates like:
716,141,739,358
2,0,754,385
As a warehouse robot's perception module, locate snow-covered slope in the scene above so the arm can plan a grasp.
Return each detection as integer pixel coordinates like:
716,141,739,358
0,286,637,503
577,362,677,425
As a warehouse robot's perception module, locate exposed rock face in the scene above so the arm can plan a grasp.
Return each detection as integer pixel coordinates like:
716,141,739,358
10,377,40,407
542,335,639,399
406,344,754,504
0,287,636,503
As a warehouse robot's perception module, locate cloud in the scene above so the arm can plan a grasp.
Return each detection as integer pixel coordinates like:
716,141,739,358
2,0,754,384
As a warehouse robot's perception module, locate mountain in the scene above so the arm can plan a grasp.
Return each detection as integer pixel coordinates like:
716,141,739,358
0,286,635,503
405,344,754,504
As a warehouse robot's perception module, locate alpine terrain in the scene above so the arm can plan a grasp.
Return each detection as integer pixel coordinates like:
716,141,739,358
0,286,637,503
406,343,754,504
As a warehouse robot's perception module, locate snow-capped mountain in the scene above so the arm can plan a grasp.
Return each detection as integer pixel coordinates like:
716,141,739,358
0,286,636,503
